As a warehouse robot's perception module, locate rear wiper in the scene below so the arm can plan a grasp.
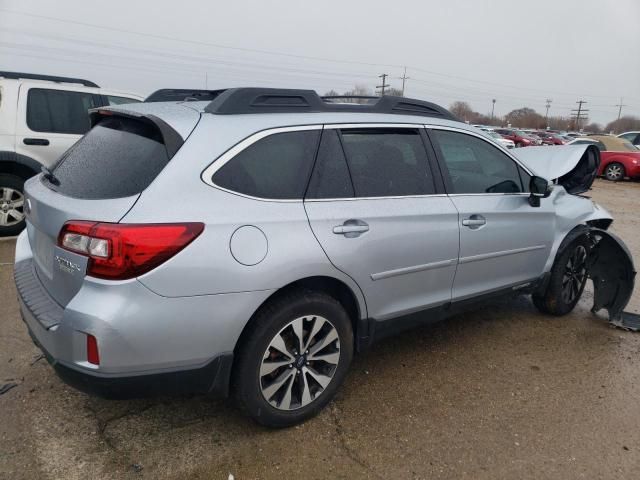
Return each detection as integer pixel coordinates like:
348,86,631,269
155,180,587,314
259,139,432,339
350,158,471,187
41,166,60,186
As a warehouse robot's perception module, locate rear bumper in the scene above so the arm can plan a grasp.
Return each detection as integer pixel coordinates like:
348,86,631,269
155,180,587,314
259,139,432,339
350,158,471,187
23,320,233,398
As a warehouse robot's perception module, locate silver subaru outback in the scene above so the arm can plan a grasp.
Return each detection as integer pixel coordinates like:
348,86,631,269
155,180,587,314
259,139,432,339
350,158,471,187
14,88,635,427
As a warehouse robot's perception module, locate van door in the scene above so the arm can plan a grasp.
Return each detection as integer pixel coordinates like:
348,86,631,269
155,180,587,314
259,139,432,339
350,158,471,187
304,126,460,322
14,85,101,168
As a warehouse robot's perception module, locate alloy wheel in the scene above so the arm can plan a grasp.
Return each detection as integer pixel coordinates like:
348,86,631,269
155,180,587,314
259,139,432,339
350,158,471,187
0,187,25,226
260,315,340,411
606,164,623,181
561,245,588,304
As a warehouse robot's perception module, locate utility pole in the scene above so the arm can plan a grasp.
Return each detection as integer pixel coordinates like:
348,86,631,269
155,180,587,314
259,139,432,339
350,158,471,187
544,99,552,128
615,97,626,122
398,67,410,97
570,100,589,131
491,99,496,121
377,73,390,96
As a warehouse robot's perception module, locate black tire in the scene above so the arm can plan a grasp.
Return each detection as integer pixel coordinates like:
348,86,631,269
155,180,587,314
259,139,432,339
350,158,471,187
532,236,591,316
0,174,26,237
233,289,354,428
604,162,625,182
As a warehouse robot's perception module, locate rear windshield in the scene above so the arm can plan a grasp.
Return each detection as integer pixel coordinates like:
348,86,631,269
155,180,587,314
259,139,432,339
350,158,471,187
47,116,169,199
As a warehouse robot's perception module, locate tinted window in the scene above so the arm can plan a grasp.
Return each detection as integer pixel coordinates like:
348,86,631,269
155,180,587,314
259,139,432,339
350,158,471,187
213,130,320,199
27,88,99,134
433,130,524,194
339,128,434,197
306,130,354,199
107,95,141,106
49,116,169,199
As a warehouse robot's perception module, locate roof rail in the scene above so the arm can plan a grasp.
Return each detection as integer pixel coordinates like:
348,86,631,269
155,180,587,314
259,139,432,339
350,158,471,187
145,89,227,103
0,71,99,88
204,88,456,120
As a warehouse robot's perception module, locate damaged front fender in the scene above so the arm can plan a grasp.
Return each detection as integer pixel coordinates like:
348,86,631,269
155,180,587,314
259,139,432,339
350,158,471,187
588,228,637,326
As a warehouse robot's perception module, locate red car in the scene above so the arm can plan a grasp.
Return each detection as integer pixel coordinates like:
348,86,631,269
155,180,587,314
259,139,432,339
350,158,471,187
494,128,538,147
534,132,565,145
569,136,640,181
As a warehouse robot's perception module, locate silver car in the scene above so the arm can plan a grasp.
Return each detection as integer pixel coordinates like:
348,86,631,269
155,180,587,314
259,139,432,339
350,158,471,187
14,88,635,427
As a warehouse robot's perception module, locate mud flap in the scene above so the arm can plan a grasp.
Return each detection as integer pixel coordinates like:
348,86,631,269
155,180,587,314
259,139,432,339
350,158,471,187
587,229,639,330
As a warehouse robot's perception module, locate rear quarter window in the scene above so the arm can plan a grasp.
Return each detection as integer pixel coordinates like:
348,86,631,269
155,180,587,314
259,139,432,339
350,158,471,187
212,130,321,199
48,116,170,199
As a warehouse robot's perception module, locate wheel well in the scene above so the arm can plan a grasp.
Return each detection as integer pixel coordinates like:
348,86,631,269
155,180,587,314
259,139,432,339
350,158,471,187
233,276,362,356
0,161,38,181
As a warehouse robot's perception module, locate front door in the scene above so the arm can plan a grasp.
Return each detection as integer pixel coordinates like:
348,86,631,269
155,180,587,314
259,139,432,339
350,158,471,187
428,127,555,301
304,125,460,321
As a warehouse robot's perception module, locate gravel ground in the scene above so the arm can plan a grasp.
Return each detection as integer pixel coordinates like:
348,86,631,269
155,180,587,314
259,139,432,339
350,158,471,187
1,178,639,480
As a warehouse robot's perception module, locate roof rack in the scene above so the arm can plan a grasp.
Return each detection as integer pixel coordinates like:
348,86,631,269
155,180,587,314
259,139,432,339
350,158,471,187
0,71,99,88
145,89,227,103
203,88,456,120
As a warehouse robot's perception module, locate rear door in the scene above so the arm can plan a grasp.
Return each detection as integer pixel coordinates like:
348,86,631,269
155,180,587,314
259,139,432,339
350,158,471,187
428,127,555,301
25,115,176,306
15,84,101,168
304,125,460,321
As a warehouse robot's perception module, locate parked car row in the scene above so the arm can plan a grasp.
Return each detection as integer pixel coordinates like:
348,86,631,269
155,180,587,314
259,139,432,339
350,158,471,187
568,136,640,181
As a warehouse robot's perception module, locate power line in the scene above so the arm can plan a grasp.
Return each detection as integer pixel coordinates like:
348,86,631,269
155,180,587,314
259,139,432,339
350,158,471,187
2,7,637,103
570,100,589,130
398,67,410,97
545,99,552,126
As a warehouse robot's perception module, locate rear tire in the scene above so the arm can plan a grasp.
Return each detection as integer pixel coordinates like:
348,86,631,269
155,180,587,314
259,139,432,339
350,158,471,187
604,162,625,181
0,174,26,237
532,236,591,316
233,289,353,428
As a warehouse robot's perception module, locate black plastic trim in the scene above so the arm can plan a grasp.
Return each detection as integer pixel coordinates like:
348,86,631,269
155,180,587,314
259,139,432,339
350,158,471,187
204,88,456,120
0,151,41,176
0,71,99,87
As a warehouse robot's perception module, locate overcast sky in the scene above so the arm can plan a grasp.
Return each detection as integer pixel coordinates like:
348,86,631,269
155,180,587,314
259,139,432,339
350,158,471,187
1,0,638,125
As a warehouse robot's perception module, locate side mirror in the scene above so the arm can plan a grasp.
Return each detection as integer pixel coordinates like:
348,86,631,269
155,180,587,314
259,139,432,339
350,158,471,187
528,176,552,207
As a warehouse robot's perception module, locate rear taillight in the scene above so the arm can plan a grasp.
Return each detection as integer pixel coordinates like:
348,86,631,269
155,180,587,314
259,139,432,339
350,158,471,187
58,221,204,280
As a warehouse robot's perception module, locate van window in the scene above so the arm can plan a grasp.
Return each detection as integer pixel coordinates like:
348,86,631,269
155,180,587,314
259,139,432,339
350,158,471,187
107,95,141,106
27,88,100,134
213,130,321,200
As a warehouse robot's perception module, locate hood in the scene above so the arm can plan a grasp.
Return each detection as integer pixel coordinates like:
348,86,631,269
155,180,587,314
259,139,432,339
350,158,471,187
513,144,600,195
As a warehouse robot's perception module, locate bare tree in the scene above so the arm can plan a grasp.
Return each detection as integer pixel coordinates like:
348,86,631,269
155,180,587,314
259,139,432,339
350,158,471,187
605,116,640,133
504,107,545,128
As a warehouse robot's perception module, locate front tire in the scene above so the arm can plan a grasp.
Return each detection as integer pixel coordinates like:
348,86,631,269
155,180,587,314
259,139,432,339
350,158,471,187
604,162,625,181
532,236,590,316
0,174,26,237
233,290,353,427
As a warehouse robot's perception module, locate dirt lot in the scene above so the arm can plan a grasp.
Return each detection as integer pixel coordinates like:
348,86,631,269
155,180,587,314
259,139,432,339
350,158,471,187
1,178,640,480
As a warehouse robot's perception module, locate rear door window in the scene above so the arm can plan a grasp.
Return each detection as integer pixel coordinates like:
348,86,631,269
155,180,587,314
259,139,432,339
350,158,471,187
27,88,100,134
338,128,435,197
306,129,354,199
49,116,170,199
212,130,321,199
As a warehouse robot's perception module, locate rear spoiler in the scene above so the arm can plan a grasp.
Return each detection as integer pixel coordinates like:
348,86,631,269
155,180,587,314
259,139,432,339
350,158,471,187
88,109,184,158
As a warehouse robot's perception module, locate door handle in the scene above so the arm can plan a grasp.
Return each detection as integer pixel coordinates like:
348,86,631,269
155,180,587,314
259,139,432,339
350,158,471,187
333,220,369,237
23,138,50,146
462,215,486,229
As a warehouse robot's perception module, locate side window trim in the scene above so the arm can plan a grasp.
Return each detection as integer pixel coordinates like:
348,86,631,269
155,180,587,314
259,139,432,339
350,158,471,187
426,125,532,196
201,124,323,202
